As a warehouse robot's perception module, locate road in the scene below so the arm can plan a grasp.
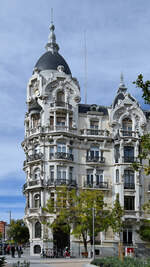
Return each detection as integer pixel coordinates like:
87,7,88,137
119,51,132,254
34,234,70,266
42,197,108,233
4,249,91,267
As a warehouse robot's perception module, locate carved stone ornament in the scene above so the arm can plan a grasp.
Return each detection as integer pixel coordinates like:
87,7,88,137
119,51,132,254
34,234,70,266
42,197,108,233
57,65,65,72
74,95,81,103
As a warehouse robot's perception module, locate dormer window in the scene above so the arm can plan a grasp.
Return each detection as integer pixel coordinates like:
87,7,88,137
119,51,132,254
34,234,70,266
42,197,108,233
56,91,65,105
90,120,99,129
122,118,132,136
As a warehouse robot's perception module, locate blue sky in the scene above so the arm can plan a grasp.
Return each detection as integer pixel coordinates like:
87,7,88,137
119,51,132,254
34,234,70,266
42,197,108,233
0,0,150,223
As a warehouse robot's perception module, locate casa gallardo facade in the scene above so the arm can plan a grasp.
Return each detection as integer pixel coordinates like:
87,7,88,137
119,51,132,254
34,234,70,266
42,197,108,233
22,21,150,256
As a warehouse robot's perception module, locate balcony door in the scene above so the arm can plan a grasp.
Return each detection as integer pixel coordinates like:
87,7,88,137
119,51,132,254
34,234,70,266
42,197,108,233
124,170,134,189
124,147,134,163
87,169,93,186
96,170,103,185
90,146,99,160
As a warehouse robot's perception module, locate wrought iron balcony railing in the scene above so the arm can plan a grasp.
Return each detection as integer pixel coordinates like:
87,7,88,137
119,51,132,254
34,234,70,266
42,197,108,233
50,101,72,110
80,129,110,137
23,179,44,191
47,178,77,187
124,183,135,190
122,157,138,163
86,155,105,163
50,152,74,161
84,181,108,189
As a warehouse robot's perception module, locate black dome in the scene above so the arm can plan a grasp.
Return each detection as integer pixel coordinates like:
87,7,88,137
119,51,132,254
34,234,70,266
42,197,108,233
34,51,71,75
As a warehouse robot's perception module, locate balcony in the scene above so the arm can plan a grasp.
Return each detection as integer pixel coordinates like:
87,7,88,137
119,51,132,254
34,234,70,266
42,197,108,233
22,179,44,191
50,152,74,161
50,101,72,110
120,130,139,138
86,155,105,163
46,178,77,187
24,153,44,165
80,129,110,137
122,157,138,163
84,181,109,189
124,183,135,190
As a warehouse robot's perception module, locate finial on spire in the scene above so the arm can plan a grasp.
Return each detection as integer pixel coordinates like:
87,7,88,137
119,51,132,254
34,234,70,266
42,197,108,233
45,9,59,53
119,72,125,88
117,72,127,93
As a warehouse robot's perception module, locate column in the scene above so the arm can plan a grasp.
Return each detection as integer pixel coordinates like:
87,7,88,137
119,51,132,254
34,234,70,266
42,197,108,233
54,111,56,131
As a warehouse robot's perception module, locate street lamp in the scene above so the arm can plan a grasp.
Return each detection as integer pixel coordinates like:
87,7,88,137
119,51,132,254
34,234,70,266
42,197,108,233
92,207,95,259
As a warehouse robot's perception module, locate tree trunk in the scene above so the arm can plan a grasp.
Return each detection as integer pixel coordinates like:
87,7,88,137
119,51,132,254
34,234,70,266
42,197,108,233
82,233,87,253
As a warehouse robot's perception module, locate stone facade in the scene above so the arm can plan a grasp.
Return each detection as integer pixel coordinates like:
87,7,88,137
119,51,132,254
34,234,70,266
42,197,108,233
22,22,150,256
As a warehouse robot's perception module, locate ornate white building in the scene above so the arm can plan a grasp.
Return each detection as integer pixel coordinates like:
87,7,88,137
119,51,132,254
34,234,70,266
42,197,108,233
22,21,150,256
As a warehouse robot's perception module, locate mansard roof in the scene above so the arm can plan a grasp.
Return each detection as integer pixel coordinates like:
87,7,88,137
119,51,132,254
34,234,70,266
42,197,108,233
78,104,108,115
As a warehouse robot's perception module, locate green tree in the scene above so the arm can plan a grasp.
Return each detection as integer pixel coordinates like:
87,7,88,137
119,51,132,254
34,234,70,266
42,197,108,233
7,219,29,244
137,220,150,243
133,74,150,175
111,193,124,261
43,187,111,253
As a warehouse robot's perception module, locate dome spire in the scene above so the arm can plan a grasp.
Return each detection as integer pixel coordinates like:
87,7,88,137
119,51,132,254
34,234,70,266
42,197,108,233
45,9,59,53
117,72,127,93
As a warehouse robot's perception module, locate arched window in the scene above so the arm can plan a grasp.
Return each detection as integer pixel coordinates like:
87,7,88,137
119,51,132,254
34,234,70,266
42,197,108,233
34,194,41,208
35,222,41,238
57,91,65,104
31,114,40,128
122,118,132,136
34,168,40,179
34,245,41,254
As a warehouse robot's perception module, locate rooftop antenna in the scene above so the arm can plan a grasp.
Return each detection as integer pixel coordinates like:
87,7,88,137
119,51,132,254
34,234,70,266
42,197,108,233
84,31,87,104
51,8,53,24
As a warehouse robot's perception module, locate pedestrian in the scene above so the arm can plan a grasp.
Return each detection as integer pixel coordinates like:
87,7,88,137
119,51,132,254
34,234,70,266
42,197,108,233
11,245,15,258
16,245,22,258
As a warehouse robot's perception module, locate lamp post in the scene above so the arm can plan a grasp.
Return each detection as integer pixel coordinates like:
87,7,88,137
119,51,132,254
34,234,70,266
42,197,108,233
92,207,95,259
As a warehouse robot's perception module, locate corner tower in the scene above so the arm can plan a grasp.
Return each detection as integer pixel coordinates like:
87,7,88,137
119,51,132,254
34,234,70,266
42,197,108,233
22,21,80,256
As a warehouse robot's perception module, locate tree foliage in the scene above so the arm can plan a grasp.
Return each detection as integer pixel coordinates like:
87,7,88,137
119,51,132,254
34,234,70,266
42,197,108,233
137,220,150,242
111,193,124,234
7,219,29,244
43,187,112,252
133,74,150,175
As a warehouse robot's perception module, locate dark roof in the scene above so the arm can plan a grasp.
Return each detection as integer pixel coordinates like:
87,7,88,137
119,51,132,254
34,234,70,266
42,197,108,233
34,51,71,75
78,104,108,115
113,93,125,108
113,92,136,108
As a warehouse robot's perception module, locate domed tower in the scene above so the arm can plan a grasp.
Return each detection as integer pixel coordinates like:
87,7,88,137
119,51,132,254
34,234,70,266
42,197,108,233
22,21,80,256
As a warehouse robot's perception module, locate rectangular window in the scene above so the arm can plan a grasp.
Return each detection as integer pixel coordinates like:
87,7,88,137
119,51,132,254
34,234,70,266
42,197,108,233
123,229,132,245
115,145,120,163
69,167,73,180
56,116,66,126
57,166,66,180
90,120,99,129
57,142,66,153
50,116,54,126
124,196,135,210
116,169,119,183
124,170,134,189
50,146,54,159
124,147,134,163
50,166,54,182
96,170,103,185
87,169,93,185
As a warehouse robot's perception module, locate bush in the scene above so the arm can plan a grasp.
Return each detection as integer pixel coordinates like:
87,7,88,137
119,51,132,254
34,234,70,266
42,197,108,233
91,257,150,267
